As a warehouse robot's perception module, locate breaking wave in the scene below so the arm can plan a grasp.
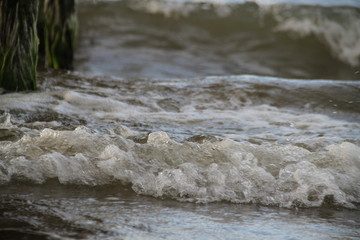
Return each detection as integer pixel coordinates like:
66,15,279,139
1,115,360,208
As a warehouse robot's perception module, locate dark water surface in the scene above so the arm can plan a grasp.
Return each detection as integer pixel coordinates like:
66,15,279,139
1,0,360,239
1,182,360,240
76,0,360,80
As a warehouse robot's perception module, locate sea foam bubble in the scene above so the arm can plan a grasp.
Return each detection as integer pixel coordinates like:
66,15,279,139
1,125,359,208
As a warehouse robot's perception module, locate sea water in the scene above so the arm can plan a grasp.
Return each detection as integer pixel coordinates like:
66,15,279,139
1,0,360,239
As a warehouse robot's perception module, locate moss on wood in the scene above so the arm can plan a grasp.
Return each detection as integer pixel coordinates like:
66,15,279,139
43,0,77,70
0,0,78,92
0,0,39,91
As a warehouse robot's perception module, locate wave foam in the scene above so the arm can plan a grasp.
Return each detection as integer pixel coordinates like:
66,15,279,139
1,125,359,208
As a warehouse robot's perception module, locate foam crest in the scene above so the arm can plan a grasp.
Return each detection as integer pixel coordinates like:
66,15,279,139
60,91,151,120
63,91,133,113
0,113,13,128
1,127,359,208
272,6,360,66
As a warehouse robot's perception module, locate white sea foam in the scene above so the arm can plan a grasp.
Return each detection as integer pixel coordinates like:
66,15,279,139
1,73,359,208
1,124,359,208
50,83,359,147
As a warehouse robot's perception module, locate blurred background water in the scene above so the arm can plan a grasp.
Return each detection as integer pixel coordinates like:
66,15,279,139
1,0,360,239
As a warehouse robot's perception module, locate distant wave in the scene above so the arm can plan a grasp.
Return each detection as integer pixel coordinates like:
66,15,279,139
76,0,360,80
126,0,360,67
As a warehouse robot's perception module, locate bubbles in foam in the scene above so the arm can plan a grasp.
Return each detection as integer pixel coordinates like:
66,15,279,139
1,125,359,208
0,113,13,128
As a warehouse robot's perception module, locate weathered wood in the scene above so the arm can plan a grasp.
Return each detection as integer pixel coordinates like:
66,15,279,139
0,0,39,91
0,0,77,92
43,0,77,70
37,0,46,68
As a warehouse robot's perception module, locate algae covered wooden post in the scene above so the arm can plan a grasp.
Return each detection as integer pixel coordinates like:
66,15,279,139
43,0,77,70
0,0,77,92
0,0,39,91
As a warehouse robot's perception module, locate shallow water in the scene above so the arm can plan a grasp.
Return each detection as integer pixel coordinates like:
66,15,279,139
1,0,360,239
1,182,360,240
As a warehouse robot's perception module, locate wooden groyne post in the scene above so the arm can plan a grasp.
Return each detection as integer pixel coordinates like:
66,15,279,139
0,0,39,91
0,0,77,92
42,0,77,70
